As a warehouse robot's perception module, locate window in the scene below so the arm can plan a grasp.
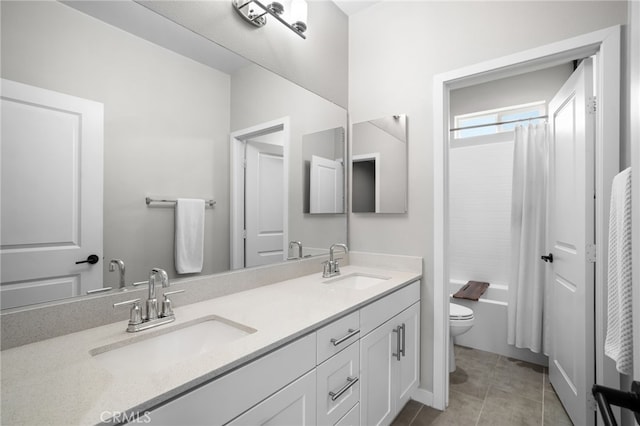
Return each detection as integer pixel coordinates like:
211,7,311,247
453,101,546,139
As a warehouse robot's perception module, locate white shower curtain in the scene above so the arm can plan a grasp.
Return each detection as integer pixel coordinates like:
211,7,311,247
507,123,548,353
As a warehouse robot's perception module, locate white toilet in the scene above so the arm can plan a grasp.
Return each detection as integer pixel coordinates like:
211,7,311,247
449,303,475,372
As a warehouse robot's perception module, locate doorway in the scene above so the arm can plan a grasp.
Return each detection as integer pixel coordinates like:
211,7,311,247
432,25,621,420
230,117,290,269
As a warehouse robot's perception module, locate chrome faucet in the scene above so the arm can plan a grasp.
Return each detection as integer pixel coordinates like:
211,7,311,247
146,268,169,320
323,243,348,278
109,259,126,290
113,267,184,333
289,241,303,259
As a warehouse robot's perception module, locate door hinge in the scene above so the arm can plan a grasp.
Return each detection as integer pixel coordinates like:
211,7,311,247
242,229,247,239
242,159,247,169
587,394,598,412
587,96,597,115
586,243,597,263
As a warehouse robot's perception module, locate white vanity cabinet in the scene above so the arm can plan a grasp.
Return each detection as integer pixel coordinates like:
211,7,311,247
359,284,420,426
144,280,420,426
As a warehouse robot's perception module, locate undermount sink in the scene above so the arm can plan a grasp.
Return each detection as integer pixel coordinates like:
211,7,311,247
91,316,256,374
323,272,391,290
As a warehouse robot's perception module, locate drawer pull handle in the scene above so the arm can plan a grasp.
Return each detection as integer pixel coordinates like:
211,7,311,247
400,323,406,357
329,376,359,401
330,328,360,346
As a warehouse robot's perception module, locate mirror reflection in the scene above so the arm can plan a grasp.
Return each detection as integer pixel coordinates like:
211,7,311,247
0,1,347,310
303,127,346,214
352,114,408,213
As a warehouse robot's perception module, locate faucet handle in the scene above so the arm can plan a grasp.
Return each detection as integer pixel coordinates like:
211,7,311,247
113,298,143,326
160,289,185,318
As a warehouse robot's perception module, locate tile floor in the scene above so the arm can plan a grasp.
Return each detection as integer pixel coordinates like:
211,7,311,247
392,345,573,426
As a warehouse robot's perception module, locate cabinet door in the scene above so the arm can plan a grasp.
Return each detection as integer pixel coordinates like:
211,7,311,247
227,370,316,426
359,322,395,426
394,302,420,409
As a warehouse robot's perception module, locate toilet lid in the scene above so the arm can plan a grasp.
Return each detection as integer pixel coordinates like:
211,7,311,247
450,303,474,320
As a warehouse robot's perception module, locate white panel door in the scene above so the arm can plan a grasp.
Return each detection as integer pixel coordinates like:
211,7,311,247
547,59,595,426
1,79,103,309
395,302,420,409
360,322,395,426
245,140,284,267
310,155,344,214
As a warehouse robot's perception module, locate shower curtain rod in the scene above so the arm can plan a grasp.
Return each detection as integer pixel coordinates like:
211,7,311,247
449,115,548,132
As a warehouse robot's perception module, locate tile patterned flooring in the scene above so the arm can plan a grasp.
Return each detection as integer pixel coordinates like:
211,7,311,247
392,345,573,426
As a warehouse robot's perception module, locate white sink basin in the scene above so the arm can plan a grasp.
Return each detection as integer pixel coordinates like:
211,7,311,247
323,273,391,290
91,316,256,374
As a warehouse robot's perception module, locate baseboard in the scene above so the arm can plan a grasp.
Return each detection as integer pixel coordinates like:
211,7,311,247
411,387,435,408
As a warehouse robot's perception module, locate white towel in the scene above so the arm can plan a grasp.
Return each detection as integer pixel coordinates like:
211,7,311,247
175,198,205,274
604,167,633,375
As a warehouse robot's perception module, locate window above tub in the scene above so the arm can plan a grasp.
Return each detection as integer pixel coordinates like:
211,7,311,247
452,101,547,140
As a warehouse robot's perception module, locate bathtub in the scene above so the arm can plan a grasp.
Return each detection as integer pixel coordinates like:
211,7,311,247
449,279,548,366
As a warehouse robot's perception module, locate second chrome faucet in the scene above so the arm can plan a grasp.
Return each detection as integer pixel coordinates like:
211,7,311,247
323,244,348,278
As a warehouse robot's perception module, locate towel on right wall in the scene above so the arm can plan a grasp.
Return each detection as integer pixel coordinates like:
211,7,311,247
604,167,633,375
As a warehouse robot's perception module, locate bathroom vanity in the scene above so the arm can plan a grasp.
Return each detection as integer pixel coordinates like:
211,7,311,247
0,254,422,425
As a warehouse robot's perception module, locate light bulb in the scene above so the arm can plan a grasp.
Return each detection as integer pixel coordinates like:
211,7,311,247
290,0,307,33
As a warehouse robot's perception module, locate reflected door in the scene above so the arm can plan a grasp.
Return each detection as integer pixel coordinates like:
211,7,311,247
245,140,284,267
0,79,103,309
310,155,344,214
547,58,595,426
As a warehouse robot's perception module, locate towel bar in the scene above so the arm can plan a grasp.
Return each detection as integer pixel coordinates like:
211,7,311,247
145,197,215,207
592,382,640,426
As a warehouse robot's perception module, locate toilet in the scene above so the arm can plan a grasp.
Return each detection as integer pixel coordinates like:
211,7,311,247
449,303,475,372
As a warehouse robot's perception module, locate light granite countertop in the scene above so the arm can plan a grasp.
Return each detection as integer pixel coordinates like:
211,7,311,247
1,264,421,425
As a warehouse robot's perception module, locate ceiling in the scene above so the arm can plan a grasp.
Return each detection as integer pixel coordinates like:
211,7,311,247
332,0,380,16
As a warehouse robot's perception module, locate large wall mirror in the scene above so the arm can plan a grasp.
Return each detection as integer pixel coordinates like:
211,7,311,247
352,114,408,213
0,1,347,310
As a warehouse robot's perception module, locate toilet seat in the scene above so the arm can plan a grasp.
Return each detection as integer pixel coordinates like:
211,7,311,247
450,303,474,320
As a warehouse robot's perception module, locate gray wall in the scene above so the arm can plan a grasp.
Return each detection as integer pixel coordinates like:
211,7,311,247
450,63,574,123
140,0,349,108
1,1,231,286
348,0,628,394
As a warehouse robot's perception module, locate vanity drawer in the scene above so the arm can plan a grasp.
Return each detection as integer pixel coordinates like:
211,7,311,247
317,310,360,363
360,280,420,336
146,333,316,426
316,341,360,426
334,402,360,426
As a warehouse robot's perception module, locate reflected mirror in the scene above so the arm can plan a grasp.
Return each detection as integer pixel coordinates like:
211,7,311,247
0,1,347,310
352,114,408,213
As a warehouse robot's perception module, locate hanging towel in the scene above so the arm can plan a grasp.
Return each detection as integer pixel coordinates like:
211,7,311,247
453,281,490,301
175,198,205,274
604,167,633,375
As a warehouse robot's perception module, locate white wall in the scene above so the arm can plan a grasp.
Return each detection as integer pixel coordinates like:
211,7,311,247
348,0,628,394
449,139,514,285
1,1,231,285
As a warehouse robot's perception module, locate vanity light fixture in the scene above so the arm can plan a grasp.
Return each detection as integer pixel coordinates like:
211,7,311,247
232,0,308,39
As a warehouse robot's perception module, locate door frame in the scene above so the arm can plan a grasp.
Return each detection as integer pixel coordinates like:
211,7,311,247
432,25,621,410
230,117,290,270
